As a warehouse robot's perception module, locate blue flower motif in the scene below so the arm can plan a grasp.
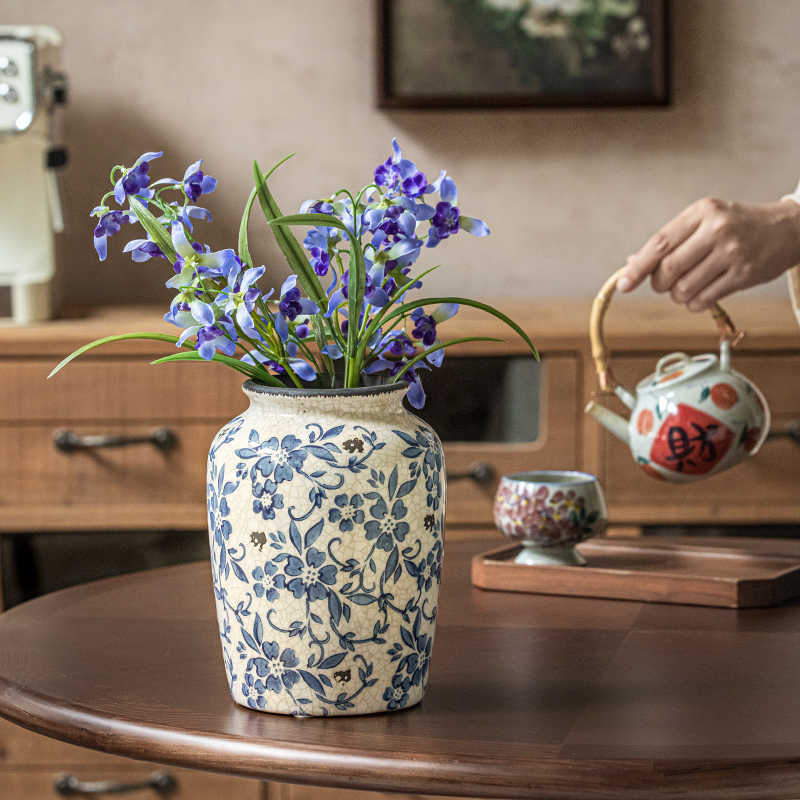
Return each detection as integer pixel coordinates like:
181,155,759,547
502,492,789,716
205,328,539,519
383,672,411,711
396,625,433,687
245,641,300,695
328,493,365,532
252,478,284,520
364,496,409,552
253,435,307,484
285,547,338,602
412,542,442,592
251,561,286,601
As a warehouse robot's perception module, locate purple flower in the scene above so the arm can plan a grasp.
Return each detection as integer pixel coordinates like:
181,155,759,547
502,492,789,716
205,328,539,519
410,308,437,347
181,159,217,203
374,139,431,200
295,323,310,338
113,151,162,204
92,210,131,260
309,246,329,276
122,238,165,263
275,275,319,341
401,169,428,199
427,201,460,247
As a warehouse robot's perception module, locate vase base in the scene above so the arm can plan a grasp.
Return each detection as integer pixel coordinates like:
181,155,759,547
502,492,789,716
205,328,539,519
514,543,586,567
229,687,425,717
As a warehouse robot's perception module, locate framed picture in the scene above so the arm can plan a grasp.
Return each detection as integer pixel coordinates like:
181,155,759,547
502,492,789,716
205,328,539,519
377,0,669,109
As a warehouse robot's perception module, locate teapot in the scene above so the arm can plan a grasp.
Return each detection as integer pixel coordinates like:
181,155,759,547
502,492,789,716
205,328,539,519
585,269,770,482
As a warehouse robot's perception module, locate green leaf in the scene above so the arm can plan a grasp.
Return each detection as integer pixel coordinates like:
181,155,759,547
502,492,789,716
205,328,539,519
150,351,285,384
237,187,257,267
252,163,326,310
47,332,183,379
382,297,539,360
128,197,176,262
238,153,296,268
266,212,367,385
392,337,503,382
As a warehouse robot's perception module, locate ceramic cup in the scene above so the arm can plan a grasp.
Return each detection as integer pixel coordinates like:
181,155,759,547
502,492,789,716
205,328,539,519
493,470,607,566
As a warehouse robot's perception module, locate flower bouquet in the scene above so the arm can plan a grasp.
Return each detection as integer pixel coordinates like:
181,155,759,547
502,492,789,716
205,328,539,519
50,141,537,716
50,139,536,405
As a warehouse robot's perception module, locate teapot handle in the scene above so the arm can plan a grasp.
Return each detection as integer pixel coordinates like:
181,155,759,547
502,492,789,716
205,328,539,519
589,267,742,394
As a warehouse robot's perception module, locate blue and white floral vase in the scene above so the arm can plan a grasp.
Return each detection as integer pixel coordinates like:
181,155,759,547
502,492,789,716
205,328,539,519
206,381,445,716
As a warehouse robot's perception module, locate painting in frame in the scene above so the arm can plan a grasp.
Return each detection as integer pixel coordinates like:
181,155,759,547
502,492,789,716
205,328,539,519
377,0,669,109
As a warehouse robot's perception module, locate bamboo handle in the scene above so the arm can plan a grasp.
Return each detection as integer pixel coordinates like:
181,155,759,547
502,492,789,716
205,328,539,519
789,265,800,328
589,267,742,394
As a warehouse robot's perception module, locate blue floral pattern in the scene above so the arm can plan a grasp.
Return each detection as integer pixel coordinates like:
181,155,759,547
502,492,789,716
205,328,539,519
207,397,445,717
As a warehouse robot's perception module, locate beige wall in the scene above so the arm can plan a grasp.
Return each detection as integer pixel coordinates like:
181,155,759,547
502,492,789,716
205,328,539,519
4,0,800,310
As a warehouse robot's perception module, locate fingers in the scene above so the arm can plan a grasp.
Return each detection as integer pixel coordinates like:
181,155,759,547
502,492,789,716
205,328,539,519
618,202,703,292
649,230,715,293
686,269,740,311
668,249,727,306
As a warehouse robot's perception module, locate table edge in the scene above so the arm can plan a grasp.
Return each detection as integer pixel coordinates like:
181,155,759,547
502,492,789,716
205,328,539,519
3,675,800,800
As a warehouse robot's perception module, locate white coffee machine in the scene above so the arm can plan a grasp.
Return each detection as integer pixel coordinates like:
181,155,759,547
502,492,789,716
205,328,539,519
0,25,67,323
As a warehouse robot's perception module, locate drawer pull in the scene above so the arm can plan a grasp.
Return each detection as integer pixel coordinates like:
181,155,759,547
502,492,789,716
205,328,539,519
766,421,800,446
54,770,177,796
54,427,178,453
447,462,496,485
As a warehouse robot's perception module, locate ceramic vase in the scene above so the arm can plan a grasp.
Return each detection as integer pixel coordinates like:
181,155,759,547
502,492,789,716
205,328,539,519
206,381,445,717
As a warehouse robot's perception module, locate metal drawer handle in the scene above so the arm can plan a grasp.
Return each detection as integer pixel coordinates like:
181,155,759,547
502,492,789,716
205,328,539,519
766,421,800,447
54,427,178,453
54,770,177,796
446,462,496,485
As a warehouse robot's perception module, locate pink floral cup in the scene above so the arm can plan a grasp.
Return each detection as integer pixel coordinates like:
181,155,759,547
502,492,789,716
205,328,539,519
493,470,607,566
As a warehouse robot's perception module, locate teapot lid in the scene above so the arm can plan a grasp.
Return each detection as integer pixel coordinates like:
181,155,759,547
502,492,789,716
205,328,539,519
636,352,718,394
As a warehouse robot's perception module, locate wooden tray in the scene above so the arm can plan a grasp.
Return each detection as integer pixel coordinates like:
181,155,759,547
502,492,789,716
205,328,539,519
471,538,800,608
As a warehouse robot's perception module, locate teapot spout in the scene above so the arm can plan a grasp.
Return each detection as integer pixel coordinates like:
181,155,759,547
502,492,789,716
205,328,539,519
585,401,630,446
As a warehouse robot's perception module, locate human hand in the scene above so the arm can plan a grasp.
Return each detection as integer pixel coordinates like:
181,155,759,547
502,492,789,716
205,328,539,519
618,197,800,310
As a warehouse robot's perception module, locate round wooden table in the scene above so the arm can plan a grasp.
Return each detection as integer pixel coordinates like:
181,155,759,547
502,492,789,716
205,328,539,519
1,537,800,800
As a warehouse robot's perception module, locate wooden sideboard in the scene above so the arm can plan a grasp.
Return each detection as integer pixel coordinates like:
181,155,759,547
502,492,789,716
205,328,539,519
0,297,798,798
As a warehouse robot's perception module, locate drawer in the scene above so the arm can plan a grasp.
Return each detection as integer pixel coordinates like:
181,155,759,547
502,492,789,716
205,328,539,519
444,356,580,525
597,354,800,524
0,420,223,531
0,359,245,422
0,718,262,797
0,765,262,799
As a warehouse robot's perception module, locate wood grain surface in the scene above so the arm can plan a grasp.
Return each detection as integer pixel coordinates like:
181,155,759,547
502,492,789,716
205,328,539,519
1,537,800,798
0,297,796,357
472,539,800,607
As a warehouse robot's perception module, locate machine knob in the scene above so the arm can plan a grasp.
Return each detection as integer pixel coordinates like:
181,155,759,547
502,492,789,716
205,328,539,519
0,57,18,77
0,83,18,103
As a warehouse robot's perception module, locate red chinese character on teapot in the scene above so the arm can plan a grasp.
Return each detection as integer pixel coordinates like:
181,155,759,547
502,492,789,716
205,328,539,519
585,269,770,483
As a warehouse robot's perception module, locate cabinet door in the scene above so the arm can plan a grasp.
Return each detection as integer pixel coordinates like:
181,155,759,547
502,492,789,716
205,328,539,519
595,354,800,524
414,355,580,527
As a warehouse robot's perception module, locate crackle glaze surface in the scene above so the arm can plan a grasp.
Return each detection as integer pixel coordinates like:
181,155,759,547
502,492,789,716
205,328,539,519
207,383,445,717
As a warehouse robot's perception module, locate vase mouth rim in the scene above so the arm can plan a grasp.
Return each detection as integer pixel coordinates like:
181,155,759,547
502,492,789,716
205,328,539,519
242,380,408,399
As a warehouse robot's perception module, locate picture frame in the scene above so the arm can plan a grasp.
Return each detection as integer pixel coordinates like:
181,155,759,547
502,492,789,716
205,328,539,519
377,0,670,109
